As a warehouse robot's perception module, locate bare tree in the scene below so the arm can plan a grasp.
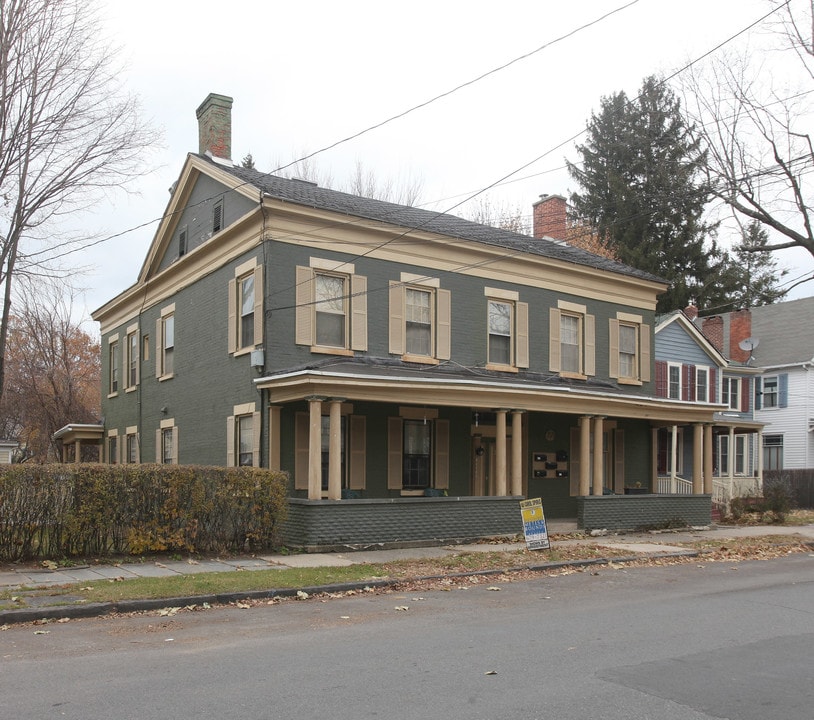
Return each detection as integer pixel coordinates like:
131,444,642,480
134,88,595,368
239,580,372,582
0,0,153,409
682,0,814,282
1,279,100,461
463,195,531,235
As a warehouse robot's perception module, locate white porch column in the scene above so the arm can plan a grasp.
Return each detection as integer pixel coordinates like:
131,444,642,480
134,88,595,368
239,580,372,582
692,423,704,495
328,400,342,501
495,410,507,496
579,416,592,496
510,410,523,496
756,429,764,493
728,426,735,498
592,416,604,496
704,424,714,495
308,398,323,500
670,425,678,492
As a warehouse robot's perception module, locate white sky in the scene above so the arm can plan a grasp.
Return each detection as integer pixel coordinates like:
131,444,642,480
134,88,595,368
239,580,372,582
73,0,813,323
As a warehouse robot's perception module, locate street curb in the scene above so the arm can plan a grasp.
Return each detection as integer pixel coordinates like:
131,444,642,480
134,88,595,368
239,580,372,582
0,551,697,626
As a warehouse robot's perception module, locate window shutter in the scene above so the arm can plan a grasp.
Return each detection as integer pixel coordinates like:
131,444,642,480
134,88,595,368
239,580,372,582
655,360,668,397
682,365,691,401
569,426,580,497
741,378,750,412
294,412,309,490
387,417,403,490
585,314,596,376
434,419,449,489
227,278,237,354
754,377,762,410
351,274,368,351
549,308,561,372
349,416,366,490
388,282,404,355
779,373,788,408
226,416,235,467
295,266,313,345
709,367,717,403
608,319,619,378
516,302,529,368
155,429,161,463
253,265,264,346
171,427,179,464
640,324,651,382
436,288,451,360
614,430,625,494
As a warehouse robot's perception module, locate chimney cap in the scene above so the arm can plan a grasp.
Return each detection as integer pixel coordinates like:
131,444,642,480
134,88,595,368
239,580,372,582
195,92,233,119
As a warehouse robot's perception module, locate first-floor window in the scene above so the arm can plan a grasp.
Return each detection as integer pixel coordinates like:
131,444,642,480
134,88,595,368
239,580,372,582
126,433,138,464
403,419,431,489
763,435,783,471
108,435,118,464
719,434,747,475
162,427,174,464
237,414,254,467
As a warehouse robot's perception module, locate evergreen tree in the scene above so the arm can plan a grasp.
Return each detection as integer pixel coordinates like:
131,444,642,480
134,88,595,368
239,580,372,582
568,76,721,313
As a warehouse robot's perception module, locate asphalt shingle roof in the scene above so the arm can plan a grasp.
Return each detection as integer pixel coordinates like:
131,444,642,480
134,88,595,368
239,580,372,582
206,155,664,285
750,297,814,367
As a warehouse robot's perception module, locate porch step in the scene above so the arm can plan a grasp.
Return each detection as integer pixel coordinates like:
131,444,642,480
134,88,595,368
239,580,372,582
710,504,724,523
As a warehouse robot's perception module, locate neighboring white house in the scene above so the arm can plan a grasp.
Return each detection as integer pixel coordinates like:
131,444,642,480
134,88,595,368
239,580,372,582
749,298,814,471
0,439,17,464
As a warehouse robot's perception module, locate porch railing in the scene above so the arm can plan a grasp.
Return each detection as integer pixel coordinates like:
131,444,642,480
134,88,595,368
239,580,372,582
657,475,693,495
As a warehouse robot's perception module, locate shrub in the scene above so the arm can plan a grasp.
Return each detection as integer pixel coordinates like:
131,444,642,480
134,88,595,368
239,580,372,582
0,464,288,561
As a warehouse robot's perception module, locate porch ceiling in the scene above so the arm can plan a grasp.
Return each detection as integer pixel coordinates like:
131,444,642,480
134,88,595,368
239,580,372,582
255,364,719,424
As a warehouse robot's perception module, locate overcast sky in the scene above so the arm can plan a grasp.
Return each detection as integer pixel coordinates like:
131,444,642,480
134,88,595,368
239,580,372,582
75,0,812,322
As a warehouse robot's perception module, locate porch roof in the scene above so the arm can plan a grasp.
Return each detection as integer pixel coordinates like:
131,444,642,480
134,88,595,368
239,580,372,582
255,359,722,424
52,424,104,443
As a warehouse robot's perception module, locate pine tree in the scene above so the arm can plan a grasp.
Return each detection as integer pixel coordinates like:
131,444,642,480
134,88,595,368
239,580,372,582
568,76,721,313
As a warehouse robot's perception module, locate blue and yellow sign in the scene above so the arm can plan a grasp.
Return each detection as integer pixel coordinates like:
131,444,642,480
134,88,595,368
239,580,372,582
520,498,550,550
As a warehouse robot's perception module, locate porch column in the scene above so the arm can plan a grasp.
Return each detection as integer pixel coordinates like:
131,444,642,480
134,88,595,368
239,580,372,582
579,416,591,496
592,416,604,496
495,410,507,496
728,426,735,498
308,397,323,500
692,423,704,495
670,425,678,491
704,424,714,495
510,410,523,496
756,429,764,493
74,440,81,464
327,399,343,501
650,427,659,492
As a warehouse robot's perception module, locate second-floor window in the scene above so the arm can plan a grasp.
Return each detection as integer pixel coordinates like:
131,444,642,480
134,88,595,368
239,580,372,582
126,330,139,389
668,363,681,399
156,305,175,380
389,275,450,363
762,376,778,408
549,301,595,378
315,273,346,348
696,367,709,402
617,322,638,379
560,313,582,374
609,313,650,383
229,259,263,354
488,300,512,366
722,377,740,411
405,288,432,356
109,339,119,395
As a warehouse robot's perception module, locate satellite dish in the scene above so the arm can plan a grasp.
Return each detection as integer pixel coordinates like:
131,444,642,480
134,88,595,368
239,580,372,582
738,337,760,352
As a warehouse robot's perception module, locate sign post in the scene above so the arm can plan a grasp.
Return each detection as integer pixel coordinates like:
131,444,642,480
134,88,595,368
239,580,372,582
520,498,550,550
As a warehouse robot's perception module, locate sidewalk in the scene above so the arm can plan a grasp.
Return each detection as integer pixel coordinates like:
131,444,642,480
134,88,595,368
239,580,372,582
2,523,813,625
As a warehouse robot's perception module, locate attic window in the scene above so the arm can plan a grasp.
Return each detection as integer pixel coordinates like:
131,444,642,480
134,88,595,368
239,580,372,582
213,199,223,233
178,226,188,257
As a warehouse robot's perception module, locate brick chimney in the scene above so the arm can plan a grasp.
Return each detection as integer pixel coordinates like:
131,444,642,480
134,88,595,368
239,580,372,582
683,302,698,322
702,316,724,354
728,308,753,363
532,194,567,241
196,93,233,160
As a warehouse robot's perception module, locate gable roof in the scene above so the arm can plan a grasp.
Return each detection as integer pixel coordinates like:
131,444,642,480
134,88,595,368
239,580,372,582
655,310,727,367
211,155,665,285
750,297,814,367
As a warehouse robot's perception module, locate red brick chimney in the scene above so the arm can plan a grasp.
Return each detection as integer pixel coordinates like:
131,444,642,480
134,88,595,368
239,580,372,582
196,93,233,160
702,316,724,354
532,194,567,241
683,302,698,322
728,309,753,363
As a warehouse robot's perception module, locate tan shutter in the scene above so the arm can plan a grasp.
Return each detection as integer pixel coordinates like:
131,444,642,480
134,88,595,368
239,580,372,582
349,415,366,490
640,324,651,382
388,282,404,355
294,412,309,490
569,426,580,496
549,308,561,372
268,406,281,471
155,429,162,463
350,274,368,351
226,416,235,467
516,302,529,368
434,419,449,489
227,278,237,353
585,314,596,376
295,266,313,345
609,318,620,379
387,417,403,490
155,318,162,377
614,429,625,493
253,265,264,346
436,288,451,360
252,411,261,466
171,427,179,464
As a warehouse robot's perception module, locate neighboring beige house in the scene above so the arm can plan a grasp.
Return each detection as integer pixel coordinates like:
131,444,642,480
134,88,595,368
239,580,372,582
0,439,18,464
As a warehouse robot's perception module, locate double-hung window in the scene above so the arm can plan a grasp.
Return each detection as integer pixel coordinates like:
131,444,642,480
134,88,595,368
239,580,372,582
387,408,449,493
549,301,595,378
722,377,740,410
126,429,139,464
668,363,682,400
107,431,118,464
156,304,175,380
227,403,260,467
763,435,783,470
156,419,178,464
108,336,119,395
389,274,450,363
762,376,779,408
696,367,709,402
296,259,367,354
485,289,528,370
125,326,139,390
228,259,264,354
609,312,650,383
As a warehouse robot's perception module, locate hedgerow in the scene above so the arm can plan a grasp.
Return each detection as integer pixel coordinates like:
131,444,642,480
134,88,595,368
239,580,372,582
0,464,288,561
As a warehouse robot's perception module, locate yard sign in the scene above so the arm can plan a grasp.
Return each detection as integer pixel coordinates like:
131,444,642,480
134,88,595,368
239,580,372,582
520,498,550,550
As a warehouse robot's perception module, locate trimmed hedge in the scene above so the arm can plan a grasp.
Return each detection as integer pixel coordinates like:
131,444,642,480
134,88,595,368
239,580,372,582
0,464,288,561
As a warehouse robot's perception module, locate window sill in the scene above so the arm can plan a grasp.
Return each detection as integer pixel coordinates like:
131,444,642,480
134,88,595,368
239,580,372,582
485,363,518,374
125,386,138,393
158,373,174,382
400,489,427,496
617,377,642,386
233,346,257,358
559,371,587,381
107,392,118,399
401,354,439,365
310,346,355,357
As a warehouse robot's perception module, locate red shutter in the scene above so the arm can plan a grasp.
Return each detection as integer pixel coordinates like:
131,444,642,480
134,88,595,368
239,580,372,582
741,378,750,412
655,361,667,397
681,364,690,401
687,364,696,401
